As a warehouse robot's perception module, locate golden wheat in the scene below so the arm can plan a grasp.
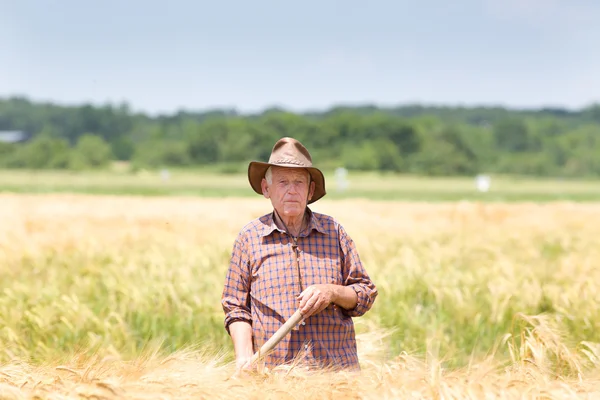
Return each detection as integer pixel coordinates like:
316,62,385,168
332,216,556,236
1,194,600,399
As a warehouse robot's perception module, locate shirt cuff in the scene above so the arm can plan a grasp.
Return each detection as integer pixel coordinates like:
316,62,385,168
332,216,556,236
343,284,369,317
224,311,252,334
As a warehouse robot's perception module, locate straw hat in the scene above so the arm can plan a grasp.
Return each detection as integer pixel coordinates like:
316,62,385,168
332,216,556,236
247,137,326,204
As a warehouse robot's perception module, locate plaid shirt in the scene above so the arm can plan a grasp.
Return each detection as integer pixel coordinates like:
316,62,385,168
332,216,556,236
221,207,378,371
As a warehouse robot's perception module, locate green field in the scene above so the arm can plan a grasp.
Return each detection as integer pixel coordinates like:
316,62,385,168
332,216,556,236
1,168,600,201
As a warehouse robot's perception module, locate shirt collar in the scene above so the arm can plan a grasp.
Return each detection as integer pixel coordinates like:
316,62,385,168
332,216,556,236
261,207,328,238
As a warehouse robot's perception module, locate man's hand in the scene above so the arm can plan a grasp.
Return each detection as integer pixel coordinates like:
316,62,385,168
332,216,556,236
297,284,335,318
297,284,359,318
236,355,252,371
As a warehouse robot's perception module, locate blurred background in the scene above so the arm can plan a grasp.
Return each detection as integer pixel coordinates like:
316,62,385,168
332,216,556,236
1,0,599,200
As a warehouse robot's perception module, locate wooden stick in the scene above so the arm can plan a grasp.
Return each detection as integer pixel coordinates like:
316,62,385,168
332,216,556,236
247,309,304,366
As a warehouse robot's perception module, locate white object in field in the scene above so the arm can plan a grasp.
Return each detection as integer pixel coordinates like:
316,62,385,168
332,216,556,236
335,167,349,192
475,174,491,192
160,169,170,182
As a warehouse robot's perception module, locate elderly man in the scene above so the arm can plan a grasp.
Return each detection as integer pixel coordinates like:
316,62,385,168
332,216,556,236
221,137,378,372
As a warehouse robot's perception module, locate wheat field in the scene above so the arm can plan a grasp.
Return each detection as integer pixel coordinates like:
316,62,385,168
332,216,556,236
1,193,600,399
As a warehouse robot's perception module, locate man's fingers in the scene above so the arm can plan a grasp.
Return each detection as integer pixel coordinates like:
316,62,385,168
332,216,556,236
298,292,311,310
302,296,327,318
303,292,323,315
298,286,310,297
297,287,312,305
298,287,318,309
236,357,252,372
300,293,318,315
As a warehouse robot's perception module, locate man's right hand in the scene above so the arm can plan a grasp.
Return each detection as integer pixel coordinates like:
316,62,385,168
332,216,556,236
236,355,252,371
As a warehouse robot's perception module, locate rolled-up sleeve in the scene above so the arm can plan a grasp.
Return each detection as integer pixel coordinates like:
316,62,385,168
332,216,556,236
221,230,252,334
338,224,378,317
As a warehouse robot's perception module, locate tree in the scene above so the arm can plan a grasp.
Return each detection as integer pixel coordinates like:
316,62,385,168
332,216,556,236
1,96,599,177
111,136,135,161
371,138,403,172
494,118,530,152
0,142,16,167
341,142,380,171
185,120,220,164
9,136,71,169
69,134,114,170
132,140,191,168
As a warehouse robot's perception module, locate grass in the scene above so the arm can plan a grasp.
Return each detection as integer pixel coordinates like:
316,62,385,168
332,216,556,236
2,168,600,201
1,193,600,398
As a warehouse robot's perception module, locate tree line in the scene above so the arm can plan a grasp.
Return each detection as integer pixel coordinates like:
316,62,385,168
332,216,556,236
1,96,599,177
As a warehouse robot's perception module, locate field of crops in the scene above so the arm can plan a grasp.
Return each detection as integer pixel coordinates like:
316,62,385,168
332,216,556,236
2,190,600,398
3,168,600,202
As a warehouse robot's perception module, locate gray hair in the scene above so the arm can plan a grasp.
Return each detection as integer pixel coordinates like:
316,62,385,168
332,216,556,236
265,166,273,185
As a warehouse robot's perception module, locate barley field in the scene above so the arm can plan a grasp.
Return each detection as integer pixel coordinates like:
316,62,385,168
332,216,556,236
1,193,600,399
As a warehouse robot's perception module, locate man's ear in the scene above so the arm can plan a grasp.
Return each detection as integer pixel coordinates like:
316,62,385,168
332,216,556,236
261,178,270,199
308,180,315,201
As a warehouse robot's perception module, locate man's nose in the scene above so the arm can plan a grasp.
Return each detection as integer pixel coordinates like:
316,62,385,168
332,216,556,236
287,183,298,194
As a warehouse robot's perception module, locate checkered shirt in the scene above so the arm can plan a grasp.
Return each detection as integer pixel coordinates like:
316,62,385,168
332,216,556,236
221,207,378,370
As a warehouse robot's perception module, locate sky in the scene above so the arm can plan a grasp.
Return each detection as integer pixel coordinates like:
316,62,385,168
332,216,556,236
1,0,598,115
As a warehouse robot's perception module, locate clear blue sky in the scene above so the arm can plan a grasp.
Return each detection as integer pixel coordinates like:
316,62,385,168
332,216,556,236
1,0,598,115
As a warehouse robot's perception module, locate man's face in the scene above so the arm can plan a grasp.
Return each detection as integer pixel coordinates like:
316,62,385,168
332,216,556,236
261,166,315,219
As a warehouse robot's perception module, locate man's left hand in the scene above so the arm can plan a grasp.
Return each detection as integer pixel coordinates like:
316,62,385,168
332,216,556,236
297,284,335,318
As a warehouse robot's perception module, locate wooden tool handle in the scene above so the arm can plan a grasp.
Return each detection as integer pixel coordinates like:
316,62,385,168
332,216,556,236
247,309,304,366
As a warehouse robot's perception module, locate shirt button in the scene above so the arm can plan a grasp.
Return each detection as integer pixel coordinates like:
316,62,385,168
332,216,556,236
301,321,305,325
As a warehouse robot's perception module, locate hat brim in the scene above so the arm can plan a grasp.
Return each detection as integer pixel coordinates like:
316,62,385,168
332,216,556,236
248,161,326,204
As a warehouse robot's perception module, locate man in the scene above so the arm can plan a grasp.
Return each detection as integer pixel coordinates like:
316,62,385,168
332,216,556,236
221,137,378,372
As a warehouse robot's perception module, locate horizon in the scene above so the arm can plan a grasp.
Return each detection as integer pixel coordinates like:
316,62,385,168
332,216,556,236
2,94,596,118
